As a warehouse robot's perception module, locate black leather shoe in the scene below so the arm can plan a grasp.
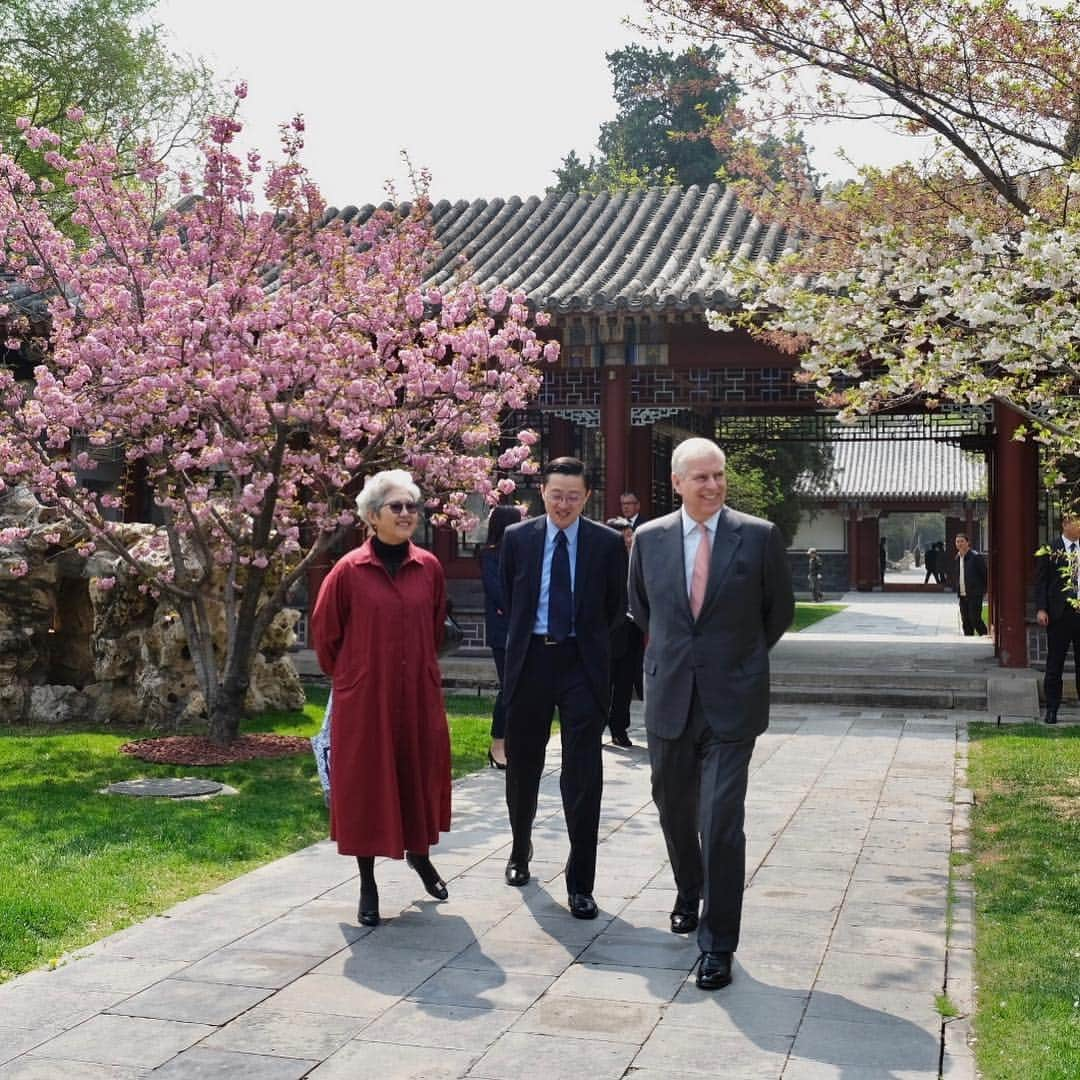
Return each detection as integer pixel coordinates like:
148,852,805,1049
670,897,699,935
358,892,380,927
568,893,598,919
1045,709,1059,725
406,853,448,900
505,859,530,887
696,951,732,990
611,732,633,748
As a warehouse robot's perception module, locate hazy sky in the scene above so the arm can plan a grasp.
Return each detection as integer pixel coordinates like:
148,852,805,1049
155,0,917,208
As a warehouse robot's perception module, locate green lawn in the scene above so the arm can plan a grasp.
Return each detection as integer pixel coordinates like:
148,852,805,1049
966,724,1080,1080
0,686,494,984
791,602,846,631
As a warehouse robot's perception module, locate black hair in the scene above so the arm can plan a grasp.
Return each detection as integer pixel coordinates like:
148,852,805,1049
542,456,587,482
485,505,521,548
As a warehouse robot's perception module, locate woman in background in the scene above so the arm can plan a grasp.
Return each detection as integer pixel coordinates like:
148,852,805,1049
480,505,522,769
311,469,451,926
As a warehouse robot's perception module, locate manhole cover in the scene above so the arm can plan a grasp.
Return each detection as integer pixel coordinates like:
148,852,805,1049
106,778,224,798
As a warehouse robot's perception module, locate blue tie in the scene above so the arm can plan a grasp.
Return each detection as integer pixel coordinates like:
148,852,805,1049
548,530,572,641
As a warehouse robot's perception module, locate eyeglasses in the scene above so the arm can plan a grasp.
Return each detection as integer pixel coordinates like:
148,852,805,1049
544,492,585,506
383,501,420,515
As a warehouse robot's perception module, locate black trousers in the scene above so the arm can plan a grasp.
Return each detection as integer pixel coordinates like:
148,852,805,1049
958,592,987,636
647,684,756,954
608,629,642,737
1044,610,1080,710
505,638,605,894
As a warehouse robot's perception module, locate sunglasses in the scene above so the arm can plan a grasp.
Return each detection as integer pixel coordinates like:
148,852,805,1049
383,501,420,515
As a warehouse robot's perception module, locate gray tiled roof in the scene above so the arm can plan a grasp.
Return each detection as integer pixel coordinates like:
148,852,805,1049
800,439,987,501
324,184,796,314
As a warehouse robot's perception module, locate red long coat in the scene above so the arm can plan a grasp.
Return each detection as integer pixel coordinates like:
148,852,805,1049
310,540,451,858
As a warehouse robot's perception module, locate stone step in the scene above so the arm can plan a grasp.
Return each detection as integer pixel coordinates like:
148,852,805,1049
770,668,988,692
772,684,986,710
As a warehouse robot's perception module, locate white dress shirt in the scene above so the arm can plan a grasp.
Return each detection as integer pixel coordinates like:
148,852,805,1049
681,506,722,603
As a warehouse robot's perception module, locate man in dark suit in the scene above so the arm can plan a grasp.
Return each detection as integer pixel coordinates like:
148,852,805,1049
953,533,988,636
605,517,642,748
620,491,647,530
628,437,794,990
1035,512,1080,724
500,457,626,919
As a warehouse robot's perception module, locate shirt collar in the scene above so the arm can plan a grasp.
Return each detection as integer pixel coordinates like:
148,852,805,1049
546,516,581,544
1062,535,1078,548
680,506,722,537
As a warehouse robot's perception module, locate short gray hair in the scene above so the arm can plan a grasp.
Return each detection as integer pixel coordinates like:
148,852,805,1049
671,437,726,478
355,469,421,522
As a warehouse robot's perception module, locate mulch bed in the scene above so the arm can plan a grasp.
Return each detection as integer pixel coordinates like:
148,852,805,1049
119,733,311,766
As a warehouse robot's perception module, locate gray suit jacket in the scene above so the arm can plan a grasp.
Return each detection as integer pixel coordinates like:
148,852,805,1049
628,506,794,741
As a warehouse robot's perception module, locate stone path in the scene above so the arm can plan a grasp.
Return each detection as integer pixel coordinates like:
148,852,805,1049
0,697,976,1078
798,590,971,641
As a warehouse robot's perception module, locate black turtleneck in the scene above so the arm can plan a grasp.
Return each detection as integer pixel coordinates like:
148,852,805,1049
372,535,410,579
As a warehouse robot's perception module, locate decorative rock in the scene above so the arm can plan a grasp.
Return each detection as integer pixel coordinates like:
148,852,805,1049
0,487,304,729
105,778,225,799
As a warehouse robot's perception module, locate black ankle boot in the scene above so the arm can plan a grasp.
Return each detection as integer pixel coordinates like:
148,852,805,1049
356,856,380,926
406,852,448,900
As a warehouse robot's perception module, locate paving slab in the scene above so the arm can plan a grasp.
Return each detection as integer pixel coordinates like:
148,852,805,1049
0,666,977,1078
198,1003,366,1059
25,1014,213,1070
105,979,273,1025
358,1000,518,1052
511,994,661,1043
468,1030,637,1080
150,1046,316,1078
305,1040,477,1078
0,1062,148,1079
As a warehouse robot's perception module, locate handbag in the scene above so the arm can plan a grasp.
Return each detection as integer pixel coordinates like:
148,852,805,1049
311,689,332,804
440,613,464,657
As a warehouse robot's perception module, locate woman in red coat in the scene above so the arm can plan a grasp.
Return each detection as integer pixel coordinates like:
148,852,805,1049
311,469,451,926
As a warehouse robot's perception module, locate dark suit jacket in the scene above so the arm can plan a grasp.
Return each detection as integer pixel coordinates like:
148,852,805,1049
479,546,507,648
953,550,987,597
628,506,794,741
500,516,627,711
1035,539,1078,622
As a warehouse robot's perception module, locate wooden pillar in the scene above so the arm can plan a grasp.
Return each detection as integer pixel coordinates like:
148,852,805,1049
993,404,1034,667
629,425,653,517
601,367,630,518
854,517,881,591
548,416,575,460
847,512,859,589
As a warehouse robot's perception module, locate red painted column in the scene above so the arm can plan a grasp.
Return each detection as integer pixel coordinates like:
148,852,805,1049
847,513,859,589
629,425,653,517
548,417,575,460
993,404,1033,667
601,367,630,518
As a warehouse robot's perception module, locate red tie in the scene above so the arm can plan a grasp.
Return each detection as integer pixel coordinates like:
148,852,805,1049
690,523,710,619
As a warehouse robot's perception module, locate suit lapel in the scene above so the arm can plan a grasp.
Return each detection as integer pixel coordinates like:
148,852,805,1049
662,514,694,621
573,519,590,621
702,508,741,616
525,517,547,616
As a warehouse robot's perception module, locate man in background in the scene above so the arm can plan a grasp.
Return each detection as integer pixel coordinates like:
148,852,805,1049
620,491,646,530
953,533,988,636
1035,512,1080,724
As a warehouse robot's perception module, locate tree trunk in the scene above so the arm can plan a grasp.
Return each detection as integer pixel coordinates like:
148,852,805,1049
207,572,277,745
207,678,247,745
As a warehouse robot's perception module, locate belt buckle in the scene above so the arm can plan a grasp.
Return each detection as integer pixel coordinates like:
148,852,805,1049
543,635,559,646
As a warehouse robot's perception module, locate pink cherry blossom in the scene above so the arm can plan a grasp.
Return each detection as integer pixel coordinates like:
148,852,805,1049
0,99,548,743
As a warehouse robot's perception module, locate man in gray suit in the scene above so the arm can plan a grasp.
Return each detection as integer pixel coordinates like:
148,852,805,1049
628,437,794,990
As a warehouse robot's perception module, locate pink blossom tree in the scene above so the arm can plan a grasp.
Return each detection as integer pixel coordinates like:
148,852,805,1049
0,89,554,743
